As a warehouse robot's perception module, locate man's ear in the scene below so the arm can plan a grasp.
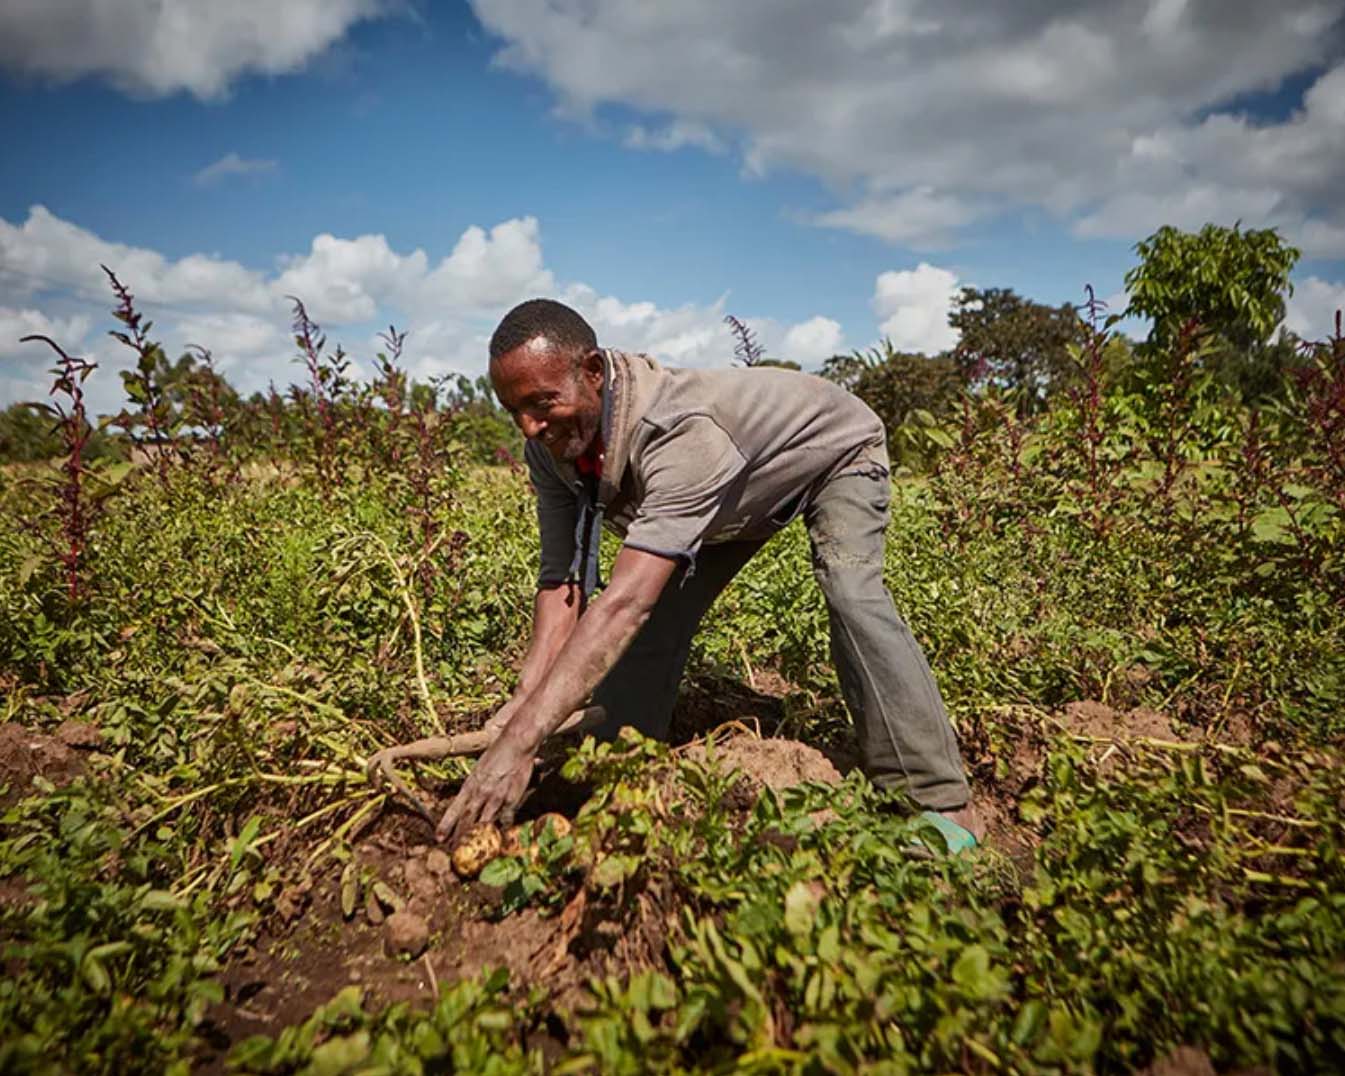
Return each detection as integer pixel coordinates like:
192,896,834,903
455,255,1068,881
580,348,605,387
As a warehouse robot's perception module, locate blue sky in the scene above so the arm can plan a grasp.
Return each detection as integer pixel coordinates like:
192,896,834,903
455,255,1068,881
1,1,1343,412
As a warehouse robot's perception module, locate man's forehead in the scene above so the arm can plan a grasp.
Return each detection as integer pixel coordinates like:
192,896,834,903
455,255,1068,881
490,337,575,392
493,336,572,371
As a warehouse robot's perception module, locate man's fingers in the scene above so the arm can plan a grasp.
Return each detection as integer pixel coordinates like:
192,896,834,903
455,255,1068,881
436,792,470,844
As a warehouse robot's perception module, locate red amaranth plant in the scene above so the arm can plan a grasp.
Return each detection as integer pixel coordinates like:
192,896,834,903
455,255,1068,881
371,325,409,471
265,380,285,454
724,314,766,367
1293,310,1345,515
288,297,349,494
105,265,180,487
18,334,98,603
1066,285,1117,535
1147,317,1209,514
183,344,238,481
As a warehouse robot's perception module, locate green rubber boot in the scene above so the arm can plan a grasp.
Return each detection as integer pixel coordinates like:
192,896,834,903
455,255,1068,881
915,810,979,855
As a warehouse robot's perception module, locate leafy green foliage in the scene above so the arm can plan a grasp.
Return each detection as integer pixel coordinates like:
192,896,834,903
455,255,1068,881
227,974,543,1074
821,342,961,471
1123,223,1301,350
950,286,1084,417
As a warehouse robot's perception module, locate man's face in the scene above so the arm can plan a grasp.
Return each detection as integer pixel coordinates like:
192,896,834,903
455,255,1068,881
491,338,604,463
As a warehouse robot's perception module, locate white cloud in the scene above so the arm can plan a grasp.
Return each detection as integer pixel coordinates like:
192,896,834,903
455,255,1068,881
872,262,961,353
0,0,386,99
561,285,730,366
274,234,425,324
781,317,845,362
0,205,274,311
0,308,93,361
1074,63,1345,250
194,153,278,186
419,218,556,313
1285,276,1345,342
1,307,100,412
469,0,1345,252
1,206,844,412
273,217,555,326
171,312,293,384
623,119,725,154
813,187,981,251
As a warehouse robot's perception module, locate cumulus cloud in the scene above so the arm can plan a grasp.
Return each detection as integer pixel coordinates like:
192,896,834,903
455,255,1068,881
194,153,278,187
470,0,1345,252
0,205,275,312
781,317,845,363
0,205,851,412
561,285,731,366
0,0,386,99
872,263,961,354
0,307,101,412
1285,276,1345,342
0,308,93,360
273,218,555,326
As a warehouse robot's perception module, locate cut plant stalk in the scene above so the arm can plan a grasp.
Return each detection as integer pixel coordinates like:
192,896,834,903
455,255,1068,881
365,703,608,822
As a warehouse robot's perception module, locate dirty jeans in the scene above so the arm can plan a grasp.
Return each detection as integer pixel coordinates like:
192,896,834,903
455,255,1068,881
590,467,971,811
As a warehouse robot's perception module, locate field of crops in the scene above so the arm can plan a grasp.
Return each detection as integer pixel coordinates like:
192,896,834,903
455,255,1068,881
1,301,1343,1074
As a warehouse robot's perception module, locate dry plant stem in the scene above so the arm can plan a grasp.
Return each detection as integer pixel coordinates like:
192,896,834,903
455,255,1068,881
366,704,608,820
304,793,388,871
335,528,445,734
423,953,440,1001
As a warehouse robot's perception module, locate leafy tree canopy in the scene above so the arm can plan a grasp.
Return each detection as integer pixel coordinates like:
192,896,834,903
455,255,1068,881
1122,223,1300,350
950,287,1084,417
821,340,962,432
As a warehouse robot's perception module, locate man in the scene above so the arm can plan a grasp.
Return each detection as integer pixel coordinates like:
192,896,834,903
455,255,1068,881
436,298,979,850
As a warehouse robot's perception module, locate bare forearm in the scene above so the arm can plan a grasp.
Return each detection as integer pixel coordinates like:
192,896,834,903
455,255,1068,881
515,585,582,695
505,592,651,752
503,548,678,753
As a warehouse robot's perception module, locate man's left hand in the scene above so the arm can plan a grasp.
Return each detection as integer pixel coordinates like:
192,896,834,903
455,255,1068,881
436,731,535,844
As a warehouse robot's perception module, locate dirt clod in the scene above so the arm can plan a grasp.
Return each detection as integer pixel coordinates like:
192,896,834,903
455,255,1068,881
0,722,88,806
54,720,103,750
425,849,453,879
1137,1045,1216,1076
1058,700,1180,742
401,857,439,908
383,911,430,960
684,736,841,793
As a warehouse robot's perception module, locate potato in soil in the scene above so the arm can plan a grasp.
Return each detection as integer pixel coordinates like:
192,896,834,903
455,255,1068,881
451,823,503,878
503,812,572,861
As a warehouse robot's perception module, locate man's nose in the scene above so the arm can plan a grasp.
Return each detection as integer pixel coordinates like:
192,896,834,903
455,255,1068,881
519,413,545,440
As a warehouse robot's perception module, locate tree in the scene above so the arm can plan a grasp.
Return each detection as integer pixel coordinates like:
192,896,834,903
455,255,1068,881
821,340,962,431
949,287,1084,417
1122,223,1300,351
0,401,62,462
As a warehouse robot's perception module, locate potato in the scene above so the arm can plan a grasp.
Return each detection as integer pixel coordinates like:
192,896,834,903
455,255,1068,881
451,822,503,879
536,812,572,839
501,813,572,863
501,825,527,860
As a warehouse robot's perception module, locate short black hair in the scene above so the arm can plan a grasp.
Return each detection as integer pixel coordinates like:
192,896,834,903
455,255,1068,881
489,298,597,362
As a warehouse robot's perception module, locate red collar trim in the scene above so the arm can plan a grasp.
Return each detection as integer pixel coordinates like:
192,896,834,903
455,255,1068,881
575,436,605,478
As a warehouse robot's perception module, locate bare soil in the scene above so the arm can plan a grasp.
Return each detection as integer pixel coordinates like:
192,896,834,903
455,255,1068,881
0,720,102,807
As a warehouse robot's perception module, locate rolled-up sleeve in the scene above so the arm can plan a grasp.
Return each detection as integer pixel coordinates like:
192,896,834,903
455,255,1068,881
525,440,579,588
623,415,746,563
